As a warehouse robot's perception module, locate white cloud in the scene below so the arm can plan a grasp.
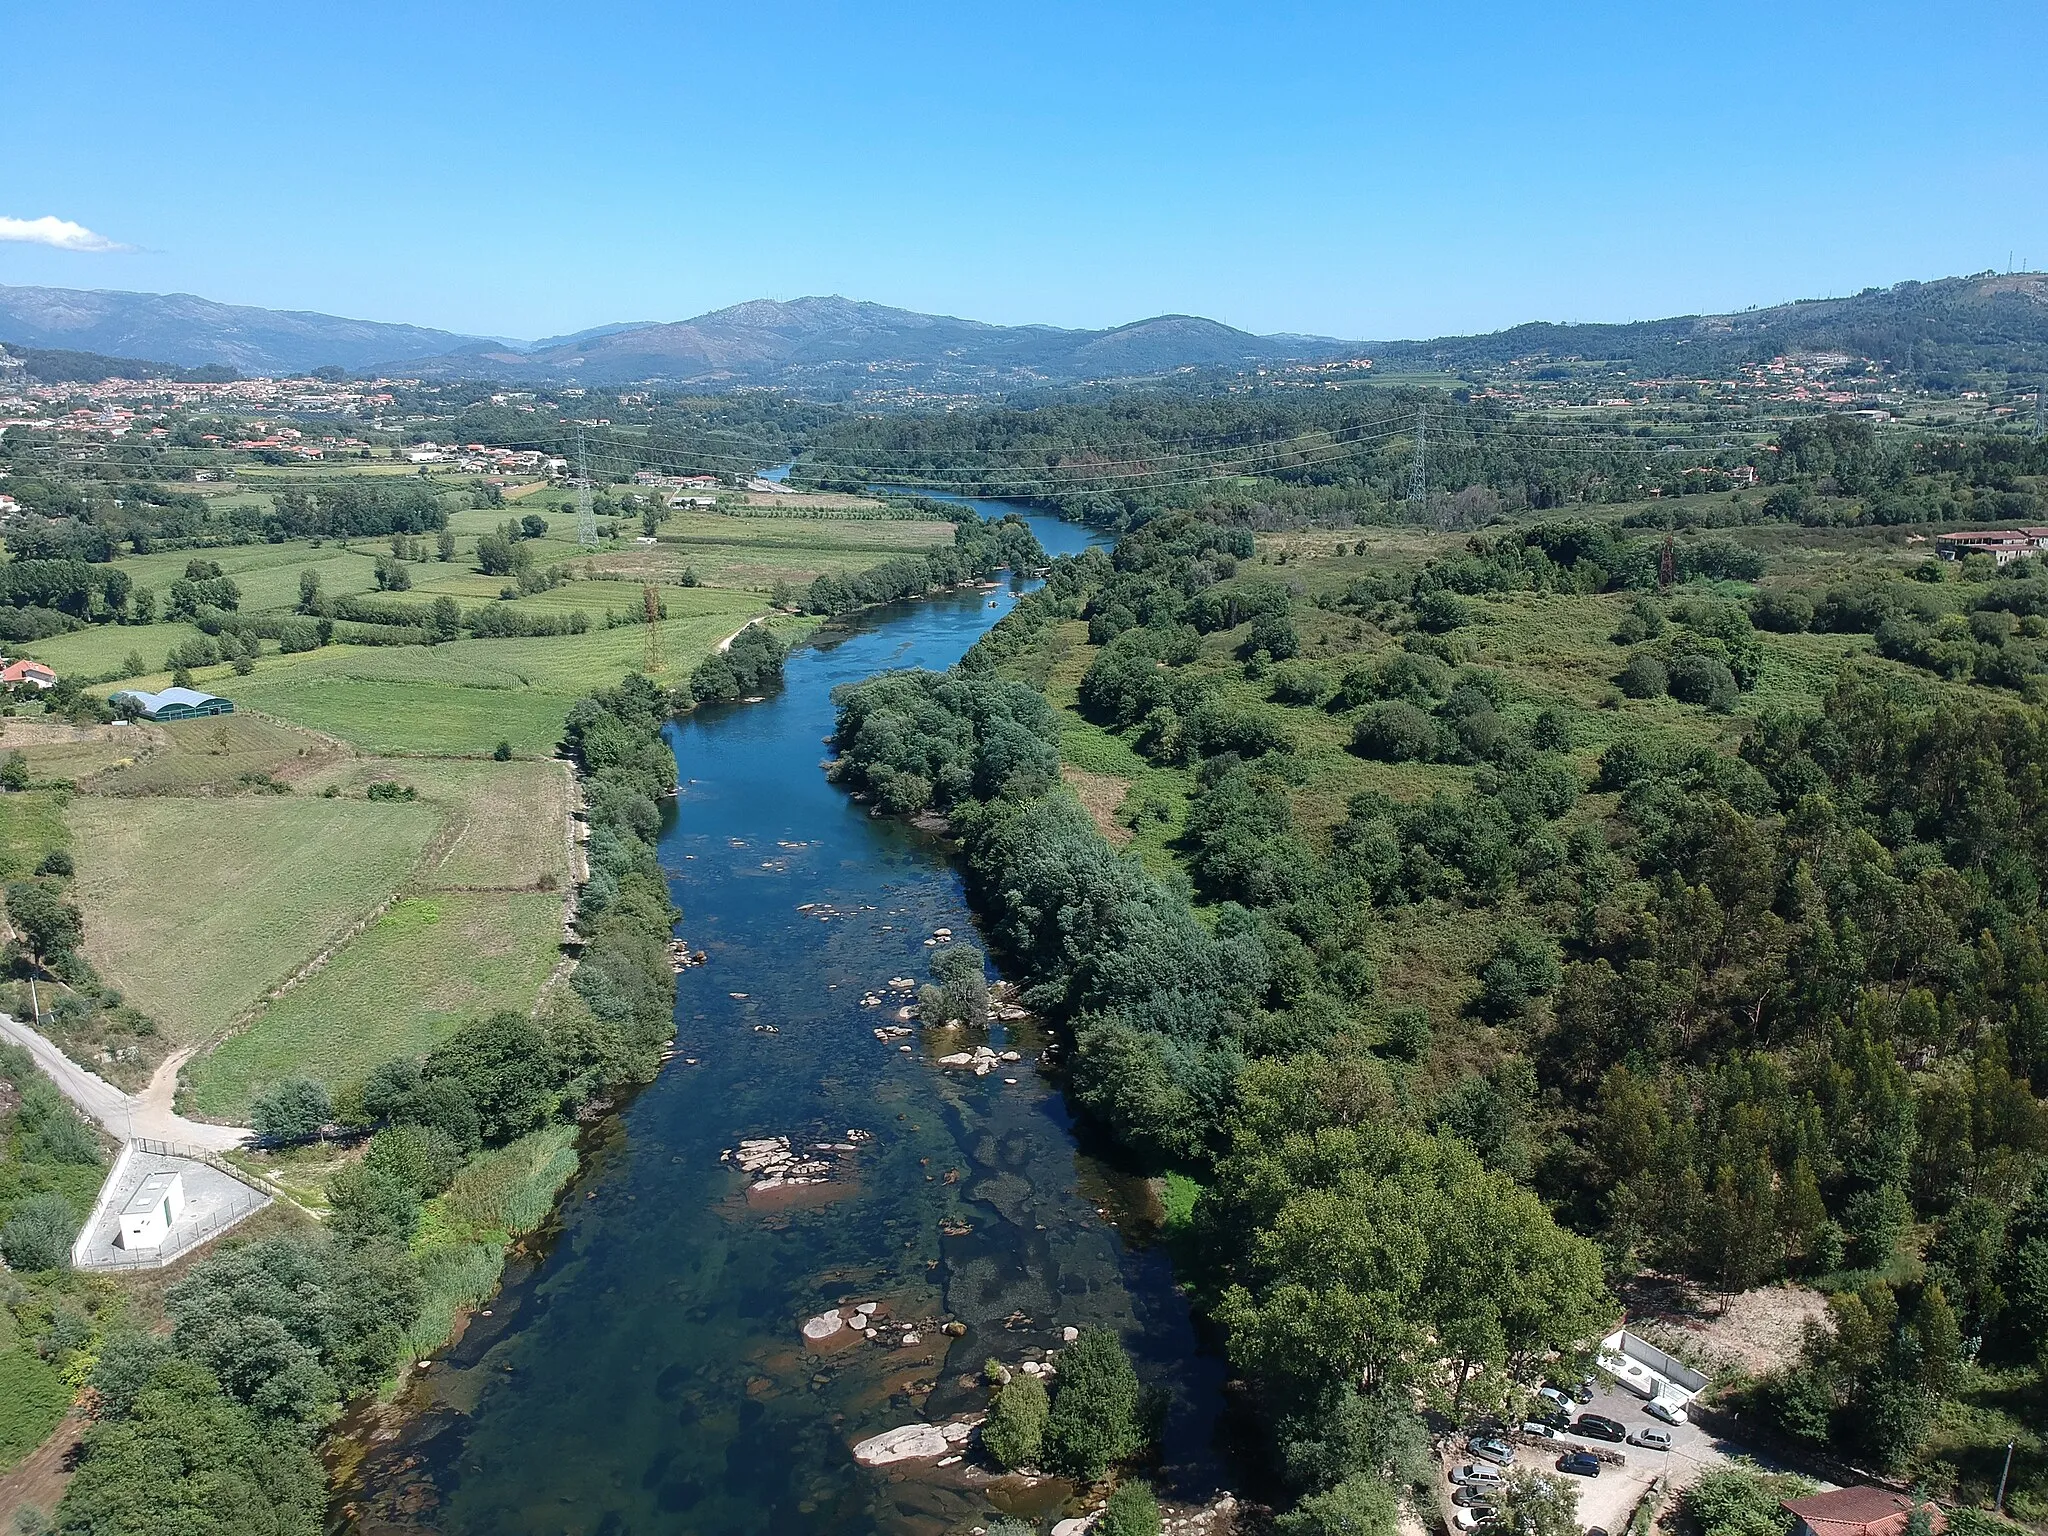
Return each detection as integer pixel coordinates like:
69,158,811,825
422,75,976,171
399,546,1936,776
0,216,132,252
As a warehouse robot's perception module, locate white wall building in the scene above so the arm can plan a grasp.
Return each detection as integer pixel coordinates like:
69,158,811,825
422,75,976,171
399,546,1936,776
1599,1327,1708,1422
119,1169,186,1250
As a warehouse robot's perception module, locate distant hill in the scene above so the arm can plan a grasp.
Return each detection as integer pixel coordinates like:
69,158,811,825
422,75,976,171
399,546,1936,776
1370,271,2048,383
0,284,494,375
2,272,2041,394
467,296,1354,389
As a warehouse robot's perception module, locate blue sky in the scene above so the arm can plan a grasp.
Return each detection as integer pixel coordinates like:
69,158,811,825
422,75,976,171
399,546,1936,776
3,1,2044,343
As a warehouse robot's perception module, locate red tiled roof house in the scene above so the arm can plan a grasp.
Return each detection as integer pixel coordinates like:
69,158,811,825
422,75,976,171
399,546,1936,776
1783,1488,1947,1536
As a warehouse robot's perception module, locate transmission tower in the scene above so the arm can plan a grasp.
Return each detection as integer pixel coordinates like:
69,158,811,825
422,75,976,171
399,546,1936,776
1407,405,1427,516
642,583,664,674
574,426,599,549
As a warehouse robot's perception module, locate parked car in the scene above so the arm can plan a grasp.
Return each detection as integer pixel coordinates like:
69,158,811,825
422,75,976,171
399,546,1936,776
1520,1421,1557,1439
1646,1397,1690,1426
1557,1452,1602,1478
1466,1435,1515,1466
1573,1377,1597,1403
1450,1464,1505,1487
1454,1506,1499,1530
1455,1486,1498,1507
1573,1414,1627,1443
1629,1428,1674,1451
1537,1386,1574,1413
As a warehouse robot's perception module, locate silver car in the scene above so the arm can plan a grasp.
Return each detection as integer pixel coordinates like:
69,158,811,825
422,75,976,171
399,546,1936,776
1628,1428,1673,1451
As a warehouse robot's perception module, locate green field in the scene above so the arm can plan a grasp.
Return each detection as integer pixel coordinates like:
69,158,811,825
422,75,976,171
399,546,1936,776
0,791,71,880
68,794,441,1045
11,471,948,1143
84,714,340,794
0,1348,71,1472
184,892,565,1117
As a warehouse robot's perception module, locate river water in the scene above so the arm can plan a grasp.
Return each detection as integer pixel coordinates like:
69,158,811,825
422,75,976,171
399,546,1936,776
337,512,1232,1536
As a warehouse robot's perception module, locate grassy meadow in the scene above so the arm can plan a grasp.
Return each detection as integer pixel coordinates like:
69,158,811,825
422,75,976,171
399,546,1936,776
4,463,953,1131
67,792,441,1046
183,891,565,1117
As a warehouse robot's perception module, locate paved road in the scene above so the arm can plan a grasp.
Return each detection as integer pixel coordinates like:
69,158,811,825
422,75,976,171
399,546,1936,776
0,1012,248,1151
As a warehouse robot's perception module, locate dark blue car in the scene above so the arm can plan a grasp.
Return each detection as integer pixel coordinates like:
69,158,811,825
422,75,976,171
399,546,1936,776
1557,1452,1602,1478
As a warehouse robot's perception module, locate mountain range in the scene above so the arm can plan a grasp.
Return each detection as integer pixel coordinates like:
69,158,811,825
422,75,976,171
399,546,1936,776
0,272,2042,392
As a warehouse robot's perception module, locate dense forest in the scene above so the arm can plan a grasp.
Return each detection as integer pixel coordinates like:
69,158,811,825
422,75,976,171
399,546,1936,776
829,489,2048,1525
795,398,2048,537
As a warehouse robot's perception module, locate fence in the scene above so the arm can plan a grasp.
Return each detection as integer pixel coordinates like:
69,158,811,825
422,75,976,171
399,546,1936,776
69,1139,275,1272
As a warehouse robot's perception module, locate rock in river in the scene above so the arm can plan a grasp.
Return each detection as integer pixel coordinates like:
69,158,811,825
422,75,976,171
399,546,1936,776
852,1423,950,1465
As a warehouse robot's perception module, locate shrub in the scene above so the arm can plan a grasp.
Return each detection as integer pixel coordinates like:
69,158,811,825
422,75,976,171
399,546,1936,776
1682,1471,1815,1536
325,1163,420,1245
1750,589,1814,632
364,1123,464,1197
1277,1476,1399,1536
1413,588,1471,631
1666,652,1739,711
982,1371,1048,1468
248,1076,332,1142
1269,662,1329,705
1531,707,1572,751
1099,1480,1162,1536
1352,700,1438,762
0,1192,78,1271
1042,1329,1146,1482
1618,651,1668,698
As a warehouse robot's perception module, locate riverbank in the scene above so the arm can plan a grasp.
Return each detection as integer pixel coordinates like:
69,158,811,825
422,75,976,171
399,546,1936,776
325,515,1243,1536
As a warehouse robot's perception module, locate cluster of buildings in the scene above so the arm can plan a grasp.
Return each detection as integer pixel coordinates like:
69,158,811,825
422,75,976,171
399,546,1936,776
404,441,565,474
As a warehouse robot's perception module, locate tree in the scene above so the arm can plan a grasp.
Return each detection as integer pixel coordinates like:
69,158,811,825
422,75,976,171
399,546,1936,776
437,529,457,562
1042,1329,1146,1481
982,1371,1048,1468
0,1192,78,1270
364,1123,463,1197
297,569,321,612
248,1077,332,1143
0,753,28,792
1485,1468,1579,1536
57,1356,325,1536
325,1163,420,1245
167,1239,338,1425
6,880,82,966
1276,1477,1399,1536
425,1011,553,1143
1099,1480,1162,1536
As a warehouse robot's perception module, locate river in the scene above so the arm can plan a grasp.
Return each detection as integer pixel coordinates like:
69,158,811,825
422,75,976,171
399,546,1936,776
336,511,1233,1535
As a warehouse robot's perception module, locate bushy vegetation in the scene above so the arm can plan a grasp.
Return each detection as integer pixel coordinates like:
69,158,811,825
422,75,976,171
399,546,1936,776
793,512,1045,615
846,479,2048,1519
46,674,684,1531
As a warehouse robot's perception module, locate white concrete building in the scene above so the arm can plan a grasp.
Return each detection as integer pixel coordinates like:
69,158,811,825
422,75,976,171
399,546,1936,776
119,1169,186,1250
1599,1327,1708,1422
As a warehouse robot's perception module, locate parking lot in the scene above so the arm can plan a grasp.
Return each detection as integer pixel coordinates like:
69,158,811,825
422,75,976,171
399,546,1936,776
1442,1381,1741,1534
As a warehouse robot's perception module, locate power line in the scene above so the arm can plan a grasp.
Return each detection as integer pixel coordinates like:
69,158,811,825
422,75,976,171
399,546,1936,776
1408,405,1427,514
573,426,597,548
